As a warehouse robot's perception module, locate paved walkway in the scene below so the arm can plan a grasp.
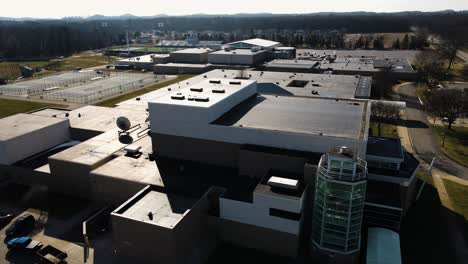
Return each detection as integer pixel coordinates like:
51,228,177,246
394,82,467,179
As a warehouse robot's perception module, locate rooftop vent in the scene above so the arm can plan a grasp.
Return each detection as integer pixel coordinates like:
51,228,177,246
209,80,221,84
229,81,241,85
195,97,209,102
212,89,225,93
124,145,142,156
171,94,185,100
190,87,203,92
267,176,299,191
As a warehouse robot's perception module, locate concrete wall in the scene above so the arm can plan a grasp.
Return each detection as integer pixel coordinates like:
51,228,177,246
208,51,267,65
238,148,309,178
220,192,302,235
112,187,223,264
0,119,70,165
170,52,209,64
90,173,148,205
217,218,300,258
153,65,212,75
151,130,367,169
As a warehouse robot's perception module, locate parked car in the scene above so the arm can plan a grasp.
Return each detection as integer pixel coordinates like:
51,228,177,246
4,214,35,237
0,213,14,228
7,237,42,251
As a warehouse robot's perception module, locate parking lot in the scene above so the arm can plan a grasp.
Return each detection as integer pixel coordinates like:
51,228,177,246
0,184,117,264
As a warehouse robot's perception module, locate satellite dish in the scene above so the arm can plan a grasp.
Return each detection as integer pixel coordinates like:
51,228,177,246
116,116,131,131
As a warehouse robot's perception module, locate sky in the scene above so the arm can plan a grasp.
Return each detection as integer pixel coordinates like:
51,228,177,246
2,0,468,18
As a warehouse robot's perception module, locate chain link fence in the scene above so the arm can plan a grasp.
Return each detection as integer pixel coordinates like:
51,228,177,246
0,71,100,96
39,73,161,104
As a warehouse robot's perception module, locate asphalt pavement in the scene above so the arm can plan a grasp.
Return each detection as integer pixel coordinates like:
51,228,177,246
397,83,467,179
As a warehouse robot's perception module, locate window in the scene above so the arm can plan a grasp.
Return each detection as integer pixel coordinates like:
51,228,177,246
269,208,301,221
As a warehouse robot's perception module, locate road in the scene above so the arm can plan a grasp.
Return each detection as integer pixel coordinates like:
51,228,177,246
396,83,467,179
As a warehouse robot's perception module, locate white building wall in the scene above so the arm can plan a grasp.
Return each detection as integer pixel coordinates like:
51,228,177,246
0,119,70,165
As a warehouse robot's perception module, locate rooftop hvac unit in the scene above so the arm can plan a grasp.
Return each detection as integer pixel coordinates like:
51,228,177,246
124,145,142,155
267,176,299,190
195,96,209,102
212,89,225,93
171,93,185,100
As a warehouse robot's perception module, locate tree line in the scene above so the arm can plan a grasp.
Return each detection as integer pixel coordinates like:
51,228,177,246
0,11,467,58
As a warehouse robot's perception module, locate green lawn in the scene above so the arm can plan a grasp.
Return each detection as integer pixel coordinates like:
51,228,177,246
96,75,194,107
0,61,51,79
0,98,65,118
432,125,468,167
51,55,115,71
442,178,468,220
369,122,399,138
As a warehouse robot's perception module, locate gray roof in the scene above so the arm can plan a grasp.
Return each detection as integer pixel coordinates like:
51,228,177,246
366,136,403,159
215,94,369,140
115,186,197,229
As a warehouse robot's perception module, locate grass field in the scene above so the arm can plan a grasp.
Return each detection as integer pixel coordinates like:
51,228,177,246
443,178,468,220
369,122,399,138
52,54,115,71
0,61,51,79
432,125,468,167
0,98,64,118
96,75,194,107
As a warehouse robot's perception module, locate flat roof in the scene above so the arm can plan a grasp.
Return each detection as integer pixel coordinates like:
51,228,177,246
367,137,403,159
319,61,378,72
229,38,280,48
0,113,67,141
214,94,368,140
152,79,255,109
90,137,164,187
170,48,212,54
297,49,420,61
118,54,169,63
115,69,372,109
210,49,267,55
116,187,197,229
155,63,211,68
265,59,318,70
31,106,148,133
49,126,148,166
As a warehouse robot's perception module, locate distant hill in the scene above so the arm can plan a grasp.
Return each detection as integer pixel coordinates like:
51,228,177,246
0,10,467,21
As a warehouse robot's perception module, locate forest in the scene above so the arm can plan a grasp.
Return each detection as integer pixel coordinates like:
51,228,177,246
0,11,467,58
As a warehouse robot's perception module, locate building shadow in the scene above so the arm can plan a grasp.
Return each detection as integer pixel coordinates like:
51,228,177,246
400,180,468,264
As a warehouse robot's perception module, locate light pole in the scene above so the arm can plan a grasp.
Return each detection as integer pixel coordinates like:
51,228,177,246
441,117,449,148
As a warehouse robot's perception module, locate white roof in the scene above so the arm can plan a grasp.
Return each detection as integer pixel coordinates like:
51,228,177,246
230,38,280,48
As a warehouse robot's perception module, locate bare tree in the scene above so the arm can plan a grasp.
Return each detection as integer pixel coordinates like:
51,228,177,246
414,50,444,81
423,88,468,129
371,101,400,136
438,39,460,72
